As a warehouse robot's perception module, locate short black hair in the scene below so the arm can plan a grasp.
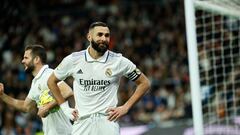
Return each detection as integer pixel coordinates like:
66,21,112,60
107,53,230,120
25,45,47,64
89,22,108,30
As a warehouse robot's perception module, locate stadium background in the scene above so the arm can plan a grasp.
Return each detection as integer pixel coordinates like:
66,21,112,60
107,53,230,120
0,0,192,134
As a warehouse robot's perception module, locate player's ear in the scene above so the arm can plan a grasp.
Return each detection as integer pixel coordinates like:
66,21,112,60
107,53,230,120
87,31,91,42
34,56,41,63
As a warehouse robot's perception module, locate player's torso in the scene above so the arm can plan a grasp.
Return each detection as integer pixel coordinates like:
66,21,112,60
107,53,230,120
30,68,71,133
71,54,122,95
42,109,72,135
69,51,124,114
30,68,53,105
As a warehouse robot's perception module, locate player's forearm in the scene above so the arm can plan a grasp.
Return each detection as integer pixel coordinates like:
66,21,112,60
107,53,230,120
47,92,73,112
44,94,71,111
61,89,73,100
48,82,65,104
46,100,58,110
48,75,65,105
0,93,27,112
124,77,150,110
58,82,73,99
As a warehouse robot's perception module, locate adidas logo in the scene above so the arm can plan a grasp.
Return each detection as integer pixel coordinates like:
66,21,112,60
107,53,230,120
77,69,83,74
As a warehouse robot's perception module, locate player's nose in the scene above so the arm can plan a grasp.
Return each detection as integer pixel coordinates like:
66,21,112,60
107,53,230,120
101,35,108,41
21,59,25,64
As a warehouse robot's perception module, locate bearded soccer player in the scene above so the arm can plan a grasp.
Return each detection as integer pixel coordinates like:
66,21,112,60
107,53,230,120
48,22,151,135
0,45,73,135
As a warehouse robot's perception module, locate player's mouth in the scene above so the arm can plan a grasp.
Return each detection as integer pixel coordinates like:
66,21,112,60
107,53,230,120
24,65,28,70
99,44,106,47
99,43,108,47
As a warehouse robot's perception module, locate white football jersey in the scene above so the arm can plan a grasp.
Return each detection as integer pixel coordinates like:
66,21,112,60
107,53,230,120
54,47,141,118
27,65,72,135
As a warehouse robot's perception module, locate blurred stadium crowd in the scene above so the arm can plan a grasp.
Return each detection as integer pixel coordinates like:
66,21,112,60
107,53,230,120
0,0,191,134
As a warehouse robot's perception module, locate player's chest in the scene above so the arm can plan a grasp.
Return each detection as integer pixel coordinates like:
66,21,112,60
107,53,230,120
30,80,49,100
72,62,120,80
31,80,48,93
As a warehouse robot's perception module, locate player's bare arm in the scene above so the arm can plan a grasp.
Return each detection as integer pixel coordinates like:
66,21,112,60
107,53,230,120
0,83,37,114
47,73,65,104
107,73,151,121
48,73,78,121
38,81,74,118
38,101,56,117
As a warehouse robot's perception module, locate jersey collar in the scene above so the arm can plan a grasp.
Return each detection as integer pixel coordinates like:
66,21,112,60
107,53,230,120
34,65,49,80
85,47,109,63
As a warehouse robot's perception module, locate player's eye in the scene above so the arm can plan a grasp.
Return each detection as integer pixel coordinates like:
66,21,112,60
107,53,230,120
97,33,103,37
105,33,110,37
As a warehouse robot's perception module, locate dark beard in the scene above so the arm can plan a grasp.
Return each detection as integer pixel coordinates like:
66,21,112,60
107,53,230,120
25,61,34,74
91,40,109,54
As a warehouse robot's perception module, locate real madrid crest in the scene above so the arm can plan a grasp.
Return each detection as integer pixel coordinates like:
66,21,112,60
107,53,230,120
105,68,112,77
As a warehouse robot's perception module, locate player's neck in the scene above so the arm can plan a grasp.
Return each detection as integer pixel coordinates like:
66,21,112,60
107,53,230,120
89,46,103,59
32,64,44,77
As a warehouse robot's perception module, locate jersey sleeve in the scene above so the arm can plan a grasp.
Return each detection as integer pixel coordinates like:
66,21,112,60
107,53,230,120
54,55,73,80
27,89,34,100
27,85,37,102
121,57,142,81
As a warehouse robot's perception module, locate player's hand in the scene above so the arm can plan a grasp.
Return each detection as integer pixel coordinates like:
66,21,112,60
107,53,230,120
106,105,129,122
0,83,5,96
60,101,78,121
38,105,50,118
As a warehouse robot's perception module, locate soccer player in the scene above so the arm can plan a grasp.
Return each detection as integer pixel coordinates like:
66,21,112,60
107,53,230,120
48,21,151,135
0,45,73,135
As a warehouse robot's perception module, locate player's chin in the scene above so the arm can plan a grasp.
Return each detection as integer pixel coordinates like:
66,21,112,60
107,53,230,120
99,44,107,48
100,45,108,50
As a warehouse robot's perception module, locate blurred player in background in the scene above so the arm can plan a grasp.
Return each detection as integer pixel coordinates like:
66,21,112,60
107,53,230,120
47,21,151,135
0,45,73,135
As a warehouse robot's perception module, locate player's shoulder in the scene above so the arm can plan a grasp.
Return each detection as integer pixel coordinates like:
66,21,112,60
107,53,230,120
108,51,122,58
71,50,86,58
72,50,85,57
46,67,54,73
66,50,86,62
42,67,54,77
108,51,132,63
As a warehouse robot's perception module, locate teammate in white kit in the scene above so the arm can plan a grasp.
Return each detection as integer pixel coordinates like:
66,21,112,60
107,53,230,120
48,22,151,135
0,45,73,135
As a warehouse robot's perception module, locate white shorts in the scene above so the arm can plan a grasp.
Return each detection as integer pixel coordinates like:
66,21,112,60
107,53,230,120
72,113,120,135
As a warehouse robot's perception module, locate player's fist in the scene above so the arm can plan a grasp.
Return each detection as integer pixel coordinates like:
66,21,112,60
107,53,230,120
0,83,4,96
60,101,78,121
38,105,50,118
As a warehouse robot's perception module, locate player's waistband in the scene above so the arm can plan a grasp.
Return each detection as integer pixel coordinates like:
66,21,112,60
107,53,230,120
78,112,109,121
